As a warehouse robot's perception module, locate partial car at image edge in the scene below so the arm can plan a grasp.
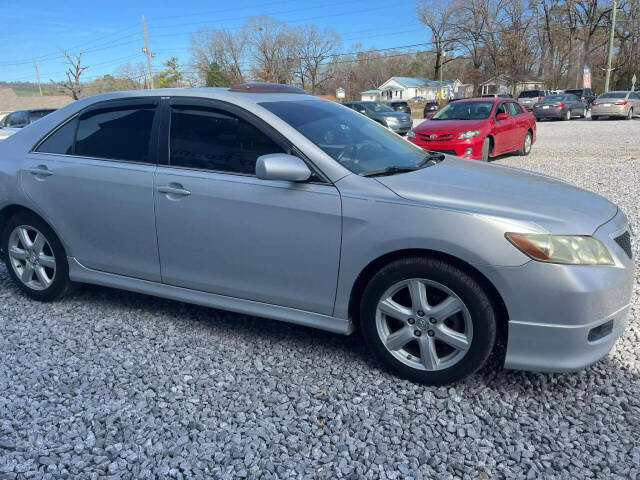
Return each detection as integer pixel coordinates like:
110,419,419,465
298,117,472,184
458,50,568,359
0,84,634,385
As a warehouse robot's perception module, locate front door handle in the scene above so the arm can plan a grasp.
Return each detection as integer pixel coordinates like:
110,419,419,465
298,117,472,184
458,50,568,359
24,165,53,178
157,184,191,198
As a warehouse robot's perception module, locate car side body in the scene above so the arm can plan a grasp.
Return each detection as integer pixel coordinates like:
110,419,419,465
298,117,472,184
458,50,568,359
591,91,640,120
532,94,587,120
409,98,537,160
0,88,633,380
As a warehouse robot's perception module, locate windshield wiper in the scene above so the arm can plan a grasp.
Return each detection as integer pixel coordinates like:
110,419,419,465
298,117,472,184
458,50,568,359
360,165,418,177
361,152,445,177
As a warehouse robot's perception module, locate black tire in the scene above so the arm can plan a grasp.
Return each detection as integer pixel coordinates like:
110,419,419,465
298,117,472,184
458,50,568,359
481,137,491,161
563,109,571,121
518,131,533,156
591,115,600,121
579,108,586,118
359,257,497,385
626,108,633,120
1,211,72,302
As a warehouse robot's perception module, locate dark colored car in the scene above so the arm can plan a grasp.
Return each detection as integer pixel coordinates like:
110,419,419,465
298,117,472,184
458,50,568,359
564,88,596,108
517,90,551,110
342,101,413,135
408,98,536,161
532,94,587,121
386,100,412,115
0,109,57,129
423,101,440,117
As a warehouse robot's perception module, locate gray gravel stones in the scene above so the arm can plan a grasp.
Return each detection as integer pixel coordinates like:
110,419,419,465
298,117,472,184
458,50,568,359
1,117,639,479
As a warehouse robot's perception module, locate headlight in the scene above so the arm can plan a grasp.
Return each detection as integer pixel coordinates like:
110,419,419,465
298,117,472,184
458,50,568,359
505,233,614,265
458,130,481,139
407,129,416,139
384,116,399,124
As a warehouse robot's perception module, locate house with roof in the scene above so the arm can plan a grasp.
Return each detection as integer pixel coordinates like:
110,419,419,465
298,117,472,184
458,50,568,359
361,77,472,102
479,74,546,97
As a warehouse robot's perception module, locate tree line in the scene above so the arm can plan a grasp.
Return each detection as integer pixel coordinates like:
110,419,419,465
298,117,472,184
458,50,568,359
36,0,640,100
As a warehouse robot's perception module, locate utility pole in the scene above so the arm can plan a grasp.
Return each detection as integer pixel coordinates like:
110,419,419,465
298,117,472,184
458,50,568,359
141,14,154,89
439,49,445,104
604,0,617,93
33,60,43,96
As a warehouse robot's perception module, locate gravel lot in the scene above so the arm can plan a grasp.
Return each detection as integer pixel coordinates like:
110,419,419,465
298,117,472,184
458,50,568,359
1,117,639,480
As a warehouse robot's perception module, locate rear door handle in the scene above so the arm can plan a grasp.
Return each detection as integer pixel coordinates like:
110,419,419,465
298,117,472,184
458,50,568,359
157,184,191,197
24,166,53,177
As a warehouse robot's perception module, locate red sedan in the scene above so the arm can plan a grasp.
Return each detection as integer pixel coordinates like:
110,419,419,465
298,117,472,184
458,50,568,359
408,98,536,161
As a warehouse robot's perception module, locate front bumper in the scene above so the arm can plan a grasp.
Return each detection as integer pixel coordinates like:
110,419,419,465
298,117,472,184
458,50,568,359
408,135,484,159
476,209,634,372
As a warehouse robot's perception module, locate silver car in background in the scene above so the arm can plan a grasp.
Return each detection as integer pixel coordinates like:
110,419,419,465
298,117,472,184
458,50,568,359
0,84,634,384
591,91,640,120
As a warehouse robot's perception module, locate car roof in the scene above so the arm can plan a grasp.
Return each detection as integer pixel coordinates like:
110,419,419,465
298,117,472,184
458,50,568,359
450,97,504,103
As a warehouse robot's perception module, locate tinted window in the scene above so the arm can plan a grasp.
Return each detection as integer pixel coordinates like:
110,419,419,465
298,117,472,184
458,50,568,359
75,107,155,162
169,106,284,174
542,94,566,102
507,102,524,115
519,91,543,98
261,100,430,175
7,111,28,127
362,102,393,113
432,101,494,120
29,110,55,123
36,118,77,155
564,89,583,96
599,91,627,99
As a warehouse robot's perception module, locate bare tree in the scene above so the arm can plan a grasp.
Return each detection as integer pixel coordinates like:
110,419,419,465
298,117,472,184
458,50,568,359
416,0,458,78
50,49,88,100
190,27,247,85
245,16,298,83
292,25,340,93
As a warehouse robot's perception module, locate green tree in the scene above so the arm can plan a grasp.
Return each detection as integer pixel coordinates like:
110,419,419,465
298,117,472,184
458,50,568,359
205,62,231,87
155,57,184,88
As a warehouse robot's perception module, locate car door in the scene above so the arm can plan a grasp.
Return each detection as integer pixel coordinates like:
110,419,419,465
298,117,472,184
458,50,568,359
153,98,342,315
22,97,162,281
492,102,516,154
507,102,527,145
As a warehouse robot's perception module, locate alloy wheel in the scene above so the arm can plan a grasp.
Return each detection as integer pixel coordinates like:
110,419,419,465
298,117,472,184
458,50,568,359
375,278,473,371
8,225,56,291
524,133,532,153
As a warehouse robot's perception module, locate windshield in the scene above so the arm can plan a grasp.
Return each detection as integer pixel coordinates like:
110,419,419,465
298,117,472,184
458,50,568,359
542,95,566,102
431,101,494,120
261,100,434,175
519,91,542,98
362,102,394,113
598,92,626,99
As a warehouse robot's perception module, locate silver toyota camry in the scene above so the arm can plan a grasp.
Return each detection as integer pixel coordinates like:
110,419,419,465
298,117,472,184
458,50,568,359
0,83,634,385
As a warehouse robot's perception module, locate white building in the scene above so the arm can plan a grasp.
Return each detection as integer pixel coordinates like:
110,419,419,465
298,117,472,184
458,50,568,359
361,77,472,102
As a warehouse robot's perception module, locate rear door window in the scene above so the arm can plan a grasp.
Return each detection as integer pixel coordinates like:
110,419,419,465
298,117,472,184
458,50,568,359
75,105,156,163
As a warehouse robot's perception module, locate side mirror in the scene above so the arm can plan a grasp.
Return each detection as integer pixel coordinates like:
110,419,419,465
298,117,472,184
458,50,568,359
495,112,509,121
256,154,312,182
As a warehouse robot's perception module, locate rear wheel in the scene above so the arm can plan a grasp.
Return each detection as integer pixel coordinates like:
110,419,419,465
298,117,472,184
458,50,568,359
592,115,600,120
563,109,571,121
580,108,587,118
481,137,491,161
2,212,72,302
626,108,633,120
360,257,496,385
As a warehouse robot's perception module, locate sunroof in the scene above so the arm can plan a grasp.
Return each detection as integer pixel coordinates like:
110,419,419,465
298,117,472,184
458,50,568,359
229,82,308,94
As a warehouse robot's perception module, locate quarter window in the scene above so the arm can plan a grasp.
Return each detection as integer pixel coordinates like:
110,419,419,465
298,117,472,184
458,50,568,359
36,118,77,155
75,106,156,163
169,106,285,174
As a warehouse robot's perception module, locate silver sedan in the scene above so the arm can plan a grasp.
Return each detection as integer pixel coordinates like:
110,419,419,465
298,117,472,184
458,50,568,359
0,84,634,384
591,91,640,120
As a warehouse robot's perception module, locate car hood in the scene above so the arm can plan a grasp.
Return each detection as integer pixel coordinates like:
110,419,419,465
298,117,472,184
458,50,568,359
376,157,617,234
415,119,487,132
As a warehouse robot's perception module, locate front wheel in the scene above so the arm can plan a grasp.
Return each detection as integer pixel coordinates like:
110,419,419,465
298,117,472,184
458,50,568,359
518,131,532,156
2,211,72,302
480,137,491,161
360,257,497,385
